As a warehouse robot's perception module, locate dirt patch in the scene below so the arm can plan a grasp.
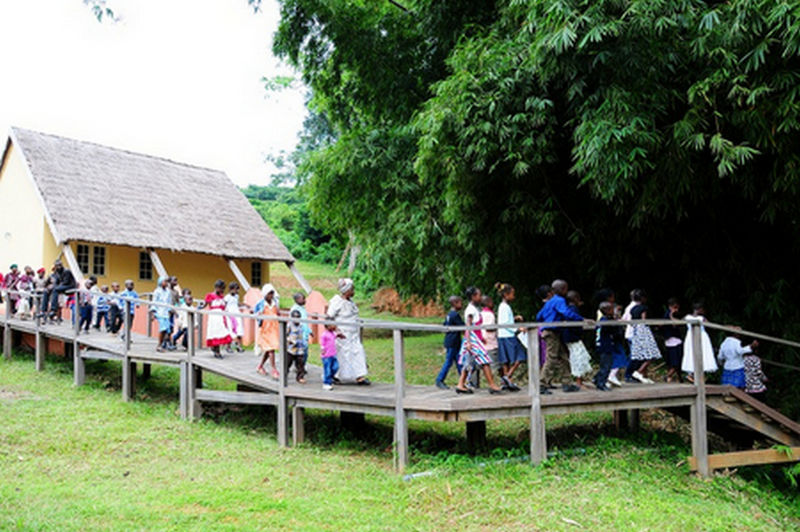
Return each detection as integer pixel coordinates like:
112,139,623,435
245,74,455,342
371,287,442,318
0,389,36,401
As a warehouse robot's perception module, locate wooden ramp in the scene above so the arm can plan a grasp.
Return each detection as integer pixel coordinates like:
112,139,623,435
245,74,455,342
3,308,799,475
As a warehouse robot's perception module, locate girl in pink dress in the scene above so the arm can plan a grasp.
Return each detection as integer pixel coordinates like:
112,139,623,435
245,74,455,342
201,279,232,358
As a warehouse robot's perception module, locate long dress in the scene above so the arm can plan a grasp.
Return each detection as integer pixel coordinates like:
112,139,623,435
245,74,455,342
681,315,717,373
630,324,662,361
326,295,368,381
204,292,232,347
257,301,280,352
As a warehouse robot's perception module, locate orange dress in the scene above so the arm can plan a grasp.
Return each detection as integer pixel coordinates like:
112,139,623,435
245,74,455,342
257,302,280,352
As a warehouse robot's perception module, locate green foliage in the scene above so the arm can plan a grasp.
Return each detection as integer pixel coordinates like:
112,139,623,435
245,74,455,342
242,185,342,263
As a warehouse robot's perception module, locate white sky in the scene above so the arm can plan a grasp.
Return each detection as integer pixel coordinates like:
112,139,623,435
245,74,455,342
0,0,306,186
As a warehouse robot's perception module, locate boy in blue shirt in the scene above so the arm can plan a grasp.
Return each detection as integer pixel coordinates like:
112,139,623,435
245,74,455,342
536,279,585,392
435,296,464,389
119,280,139,340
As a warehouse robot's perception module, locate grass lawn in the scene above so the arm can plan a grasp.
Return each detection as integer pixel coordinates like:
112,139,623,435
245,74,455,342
2,341,799,530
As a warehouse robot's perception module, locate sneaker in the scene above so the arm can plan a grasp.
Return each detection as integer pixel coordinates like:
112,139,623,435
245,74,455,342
596,384,611,392
562,384,581,393
632,371,647,383
435,381,449,390
540,386,552,395
322,384,333,391
608,374,622,387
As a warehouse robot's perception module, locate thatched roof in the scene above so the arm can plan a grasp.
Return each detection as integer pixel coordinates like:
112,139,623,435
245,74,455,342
6,127,294,262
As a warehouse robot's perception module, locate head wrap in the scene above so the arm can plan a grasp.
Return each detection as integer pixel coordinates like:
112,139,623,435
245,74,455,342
261,283,279,301
157,276,168,285
37,268,46,275
337,278,354,295
9,264,17,270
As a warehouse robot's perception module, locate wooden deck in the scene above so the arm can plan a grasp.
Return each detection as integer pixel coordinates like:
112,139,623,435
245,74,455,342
3,310,799,475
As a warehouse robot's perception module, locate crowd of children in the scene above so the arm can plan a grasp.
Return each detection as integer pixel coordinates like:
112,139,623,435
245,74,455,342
435,280,770,399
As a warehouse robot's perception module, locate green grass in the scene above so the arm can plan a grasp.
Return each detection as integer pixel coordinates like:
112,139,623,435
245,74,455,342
1,346,799,530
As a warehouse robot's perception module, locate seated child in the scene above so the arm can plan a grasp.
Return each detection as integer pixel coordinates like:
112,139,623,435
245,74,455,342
564,290,593,388
717,329,758,389
320,323,341,391
595,301,623,391
287,310,308,383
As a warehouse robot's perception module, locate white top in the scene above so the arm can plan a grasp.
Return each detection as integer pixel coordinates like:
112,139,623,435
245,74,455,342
717,337,752,371
464,302,481,326
497,301,516,338
481,309,497,350
223,293,240,313
622,301,636,339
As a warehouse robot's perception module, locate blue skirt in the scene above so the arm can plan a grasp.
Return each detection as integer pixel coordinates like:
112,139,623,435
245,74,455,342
611,345,628,369
721,368,746,389
497,336,527,364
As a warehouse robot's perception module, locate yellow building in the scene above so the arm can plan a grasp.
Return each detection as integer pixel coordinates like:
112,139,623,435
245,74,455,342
0,127,308,295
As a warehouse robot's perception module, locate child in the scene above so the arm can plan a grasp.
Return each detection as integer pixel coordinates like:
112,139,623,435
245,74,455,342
78,277,96,333
536,280,584,393
622,289,644,382
201,279,233,359
455,286,503,395
287,310,308,383
628,291,662,384
435,295,464,389
595,302,623,391
744,348,768,401
172,291,195,350
681,301,717,380
119,280,139,340
13,273,33,319
255,284,280,378
289,293,313,366
718,329,758,389
607,303,628,386
480,294,500,384
320,323,341,391
224,282,245,353
496,283,525,391
151,276,175,352
94,285,110,331
563,290,593,388
661,298,684,382
108,282,124,334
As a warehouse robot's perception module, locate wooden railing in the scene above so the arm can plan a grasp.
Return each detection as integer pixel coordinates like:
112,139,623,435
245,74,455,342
3,286,799,475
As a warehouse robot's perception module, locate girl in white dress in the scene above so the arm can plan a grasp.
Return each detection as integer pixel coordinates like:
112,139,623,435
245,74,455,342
681,302,717,380
326,279,370,385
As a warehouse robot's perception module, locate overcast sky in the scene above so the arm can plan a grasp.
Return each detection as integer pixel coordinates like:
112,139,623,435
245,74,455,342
0,0,306,186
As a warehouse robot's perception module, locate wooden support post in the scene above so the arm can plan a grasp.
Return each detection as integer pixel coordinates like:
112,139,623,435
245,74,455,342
227,259,251,292
277,320,289,447
286,261,312,295
35,314,45,372
613,410,628,431
179,361,189,420
628,409,640,432
187,310,201,420
73,343,85,386
2,290,10,360
124,301,132,352
528,327,546,464
292,406,305,446
142,363,151,381
689,318,709,477
466,420,487,452
393,329,409,472
73,287,81,338
122,357,135,401
146,294,153,338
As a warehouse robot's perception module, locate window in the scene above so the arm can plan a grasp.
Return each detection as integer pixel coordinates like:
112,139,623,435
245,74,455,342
92,246,106,276
139,252,153,281
251,261,262,287
76,244,89,274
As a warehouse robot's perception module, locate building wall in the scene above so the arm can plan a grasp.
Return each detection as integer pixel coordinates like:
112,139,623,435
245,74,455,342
66,241,270,296
0,143,48,270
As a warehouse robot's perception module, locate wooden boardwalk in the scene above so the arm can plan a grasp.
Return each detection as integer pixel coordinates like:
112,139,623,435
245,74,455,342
3,309,799,475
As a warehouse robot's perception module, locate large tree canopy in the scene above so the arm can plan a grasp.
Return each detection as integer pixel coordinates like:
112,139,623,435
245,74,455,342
274,0,800,334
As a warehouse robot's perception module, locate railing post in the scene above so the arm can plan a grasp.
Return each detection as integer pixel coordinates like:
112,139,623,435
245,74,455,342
146,293,153,338
393,328,408,472
277,320,289,447
185,309,201,420
528,326,546,464
689,318,709,477
124,300,132,351
2,290,11,360
35,304,45,372
122,298,134,402
73,289,81,337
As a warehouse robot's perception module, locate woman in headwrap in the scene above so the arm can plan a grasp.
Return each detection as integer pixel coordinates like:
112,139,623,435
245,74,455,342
255,283,281,378
326,278,370,385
